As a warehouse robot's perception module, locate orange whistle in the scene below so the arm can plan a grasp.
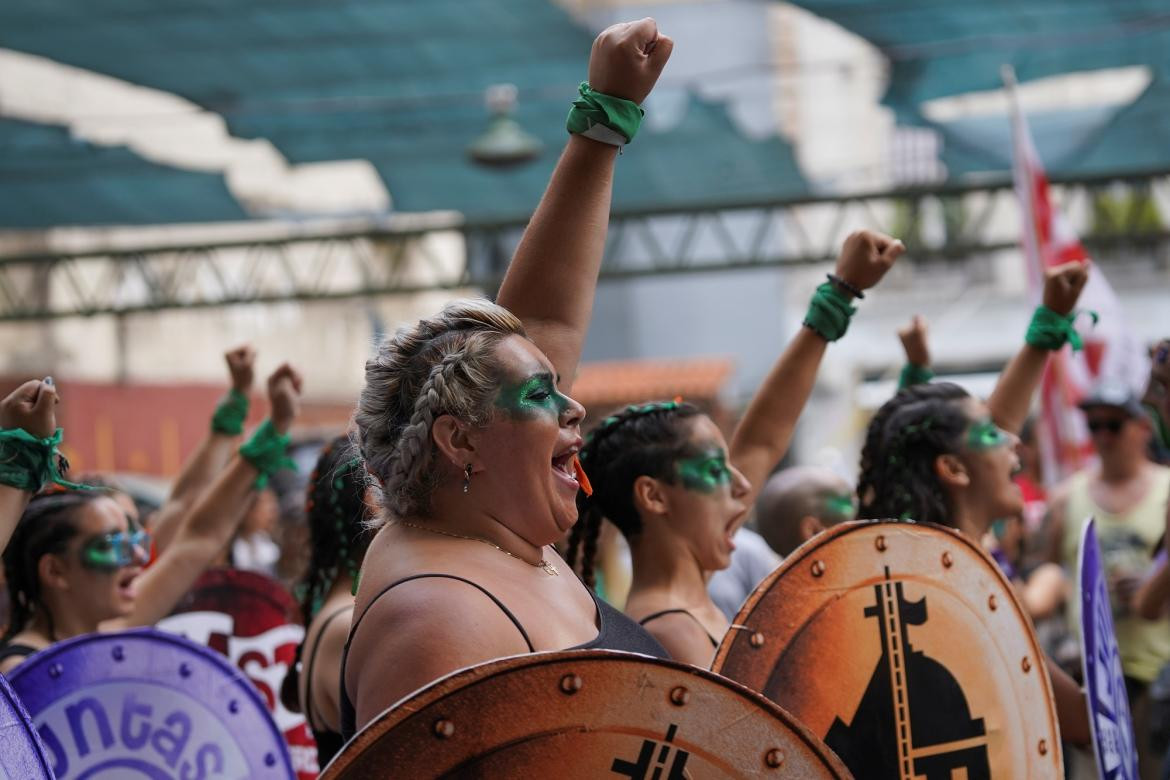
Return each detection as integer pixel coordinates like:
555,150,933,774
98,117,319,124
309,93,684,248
572,454,593,496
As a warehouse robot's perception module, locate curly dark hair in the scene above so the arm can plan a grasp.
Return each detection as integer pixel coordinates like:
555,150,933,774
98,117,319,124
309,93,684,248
564,400,702,589
280,435,375,714
856,382,972,525
2,490,104,643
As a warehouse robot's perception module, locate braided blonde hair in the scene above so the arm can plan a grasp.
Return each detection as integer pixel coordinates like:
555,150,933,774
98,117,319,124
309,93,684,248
355,299,527,525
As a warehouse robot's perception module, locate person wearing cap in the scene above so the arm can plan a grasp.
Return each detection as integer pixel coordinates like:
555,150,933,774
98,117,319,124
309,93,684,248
1046,377,1170,772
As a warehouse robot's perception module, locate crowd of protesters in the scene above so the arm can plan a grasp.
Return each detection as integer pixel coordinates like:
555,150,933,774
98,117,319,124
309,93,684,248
0,16,1167,778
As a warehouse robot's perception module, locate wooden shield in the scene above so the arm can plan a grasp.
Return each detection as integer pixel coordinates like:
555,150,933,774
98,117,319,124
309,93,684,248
712,520,1063,780
322,650,851,779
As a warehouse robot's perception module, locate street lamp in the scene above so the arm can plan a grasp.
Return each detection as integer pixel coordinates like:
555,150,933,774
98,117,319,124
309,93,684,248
467,84,543,167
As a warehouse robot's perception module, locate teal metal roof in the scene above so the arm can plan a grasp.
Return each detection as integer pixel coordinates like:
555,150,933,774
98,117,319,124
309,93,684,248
0,118,247,229
0,0,807,226
788,1,1170,179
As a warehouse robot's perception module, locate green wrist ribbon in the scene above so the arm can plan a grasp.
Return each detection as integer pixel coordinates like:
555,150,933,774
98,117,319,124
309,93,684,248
1025,305,1098,351
0,428,92,493
565,82,644,146
239,419,295,489
898,363,935,390
211,388,249,435
803,283,857,342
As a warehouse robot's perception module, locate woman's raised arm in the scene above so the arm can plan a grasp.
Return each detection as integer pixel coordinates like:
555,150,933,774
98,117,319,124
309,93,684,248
497,19,672,393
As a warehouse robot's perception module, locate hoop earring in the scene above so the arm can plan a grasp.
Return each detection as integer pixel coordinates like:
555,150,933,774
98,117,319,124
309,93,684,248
463,464,473,494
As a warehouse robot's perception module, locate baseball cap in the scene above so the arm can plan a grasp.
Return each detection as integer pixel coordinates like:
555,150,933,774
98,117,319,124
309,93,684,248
1078,378,1146,418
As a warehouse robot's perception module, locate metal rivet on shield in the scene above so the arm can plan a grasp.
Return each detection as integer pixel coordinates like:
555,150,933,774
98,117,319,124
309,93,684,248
941,551,953,568
111,645,124,662
875,535,887,552
1021,656,1031,673
48,663,63,679
988,594,998,611
765,749,785,768
811,560,826,577
179,663,192,678
670,686,690,706
433,718,456,739
559,674,582,695
264,753,276,767
1038,739,1048,756
750,632,766,648
228,699,240,714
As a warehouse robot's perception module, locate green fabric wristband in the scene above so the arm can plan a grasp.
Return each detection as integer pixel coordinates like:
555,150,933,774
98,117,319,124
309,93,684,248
239,419,295,489
565,82,645,146
802,283,857,342
1025,305,1097,351
898,363,935,390
211,388,249,435
0,428,91,492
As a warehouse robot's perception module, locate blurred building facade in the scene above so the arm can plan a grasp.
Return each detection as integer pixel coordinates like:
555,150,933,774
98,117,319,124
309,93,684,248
0,0,1166,479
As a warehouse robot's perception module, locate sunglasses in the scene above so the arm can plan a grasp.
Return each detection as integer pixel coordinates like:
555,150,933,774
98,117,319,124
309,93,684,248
1087,419,1126,435
80,527,152,571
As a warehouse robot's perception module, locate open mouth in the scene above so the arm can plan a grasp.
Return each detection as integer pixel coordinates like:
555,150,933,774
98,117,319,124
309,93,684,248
551,440,583,489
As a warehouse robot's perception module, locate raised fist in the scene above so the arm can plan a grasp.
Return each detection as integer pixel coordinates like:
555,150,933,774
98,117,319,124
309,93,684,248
588,18,673,105
834,230,904,295
1042,260,1089,316
225,345,256,394
898,316,931,368
0,378,58,439
267,364,303,435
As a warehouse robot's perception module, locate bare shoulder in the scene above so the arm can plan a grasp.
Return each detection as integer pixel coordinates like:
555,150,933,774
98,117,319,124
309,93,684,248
0,632,47,675
638,612,715,668
345,575,534,730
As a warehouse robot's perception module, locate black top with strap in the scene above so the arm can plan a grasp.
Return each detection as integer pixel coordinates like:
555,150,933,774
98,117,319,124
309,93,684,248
303,604,352,769
638,609,720,648
0,643,39,668
338,573,667,741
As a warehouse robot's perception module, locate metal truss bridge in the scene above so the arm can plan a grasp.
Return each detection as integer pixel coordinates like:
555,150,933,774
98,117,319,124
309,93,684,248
1,170,1167,321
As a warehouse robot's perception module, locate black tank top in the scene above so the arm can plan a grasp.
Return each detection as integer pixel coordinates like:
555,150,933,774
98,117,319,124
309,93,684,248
338,573,667,741
303,605,351,769
638,609,720,648
0,643,38,668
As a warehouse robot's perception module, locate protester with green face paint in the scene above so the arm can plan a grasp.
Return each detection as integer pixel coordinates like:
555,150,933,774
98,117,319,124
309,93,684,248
569,229,905,667
856,260,1093,747
0,362,303,674
342,20,675,739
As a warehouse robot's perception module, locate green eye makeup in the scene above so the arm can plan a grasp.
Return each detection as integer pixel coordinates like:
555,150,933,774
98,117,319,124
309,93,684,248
80,528,151,571
676,450,732,494
824,493,857,519
966,419,1011,452
495,373,571,420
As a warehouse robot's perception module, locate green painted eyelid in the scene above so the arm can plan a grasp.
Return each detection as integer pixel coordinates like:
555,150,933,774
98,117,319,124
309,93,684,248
966,419,1011,451
495,374,571,419
80,529,151,571
676,452,732,494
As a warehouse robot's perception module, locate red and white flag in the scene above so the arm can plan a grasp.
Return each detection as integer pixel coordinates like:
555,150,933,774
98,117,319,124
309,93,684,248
1005,67,1149,483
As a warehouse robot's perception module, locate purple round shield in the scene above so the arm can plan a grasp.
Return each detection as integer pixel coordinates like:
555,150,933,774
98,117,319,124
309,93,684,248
7,627,293,779
0,672,54,779
1079,517,1139,780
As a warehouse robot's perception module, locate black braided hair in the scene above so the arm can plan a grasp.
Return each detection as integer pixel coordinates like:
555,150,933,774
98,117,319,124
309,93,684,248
856,382,972,525
565,400,702,589
2,489,104,643
280,435,375,714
